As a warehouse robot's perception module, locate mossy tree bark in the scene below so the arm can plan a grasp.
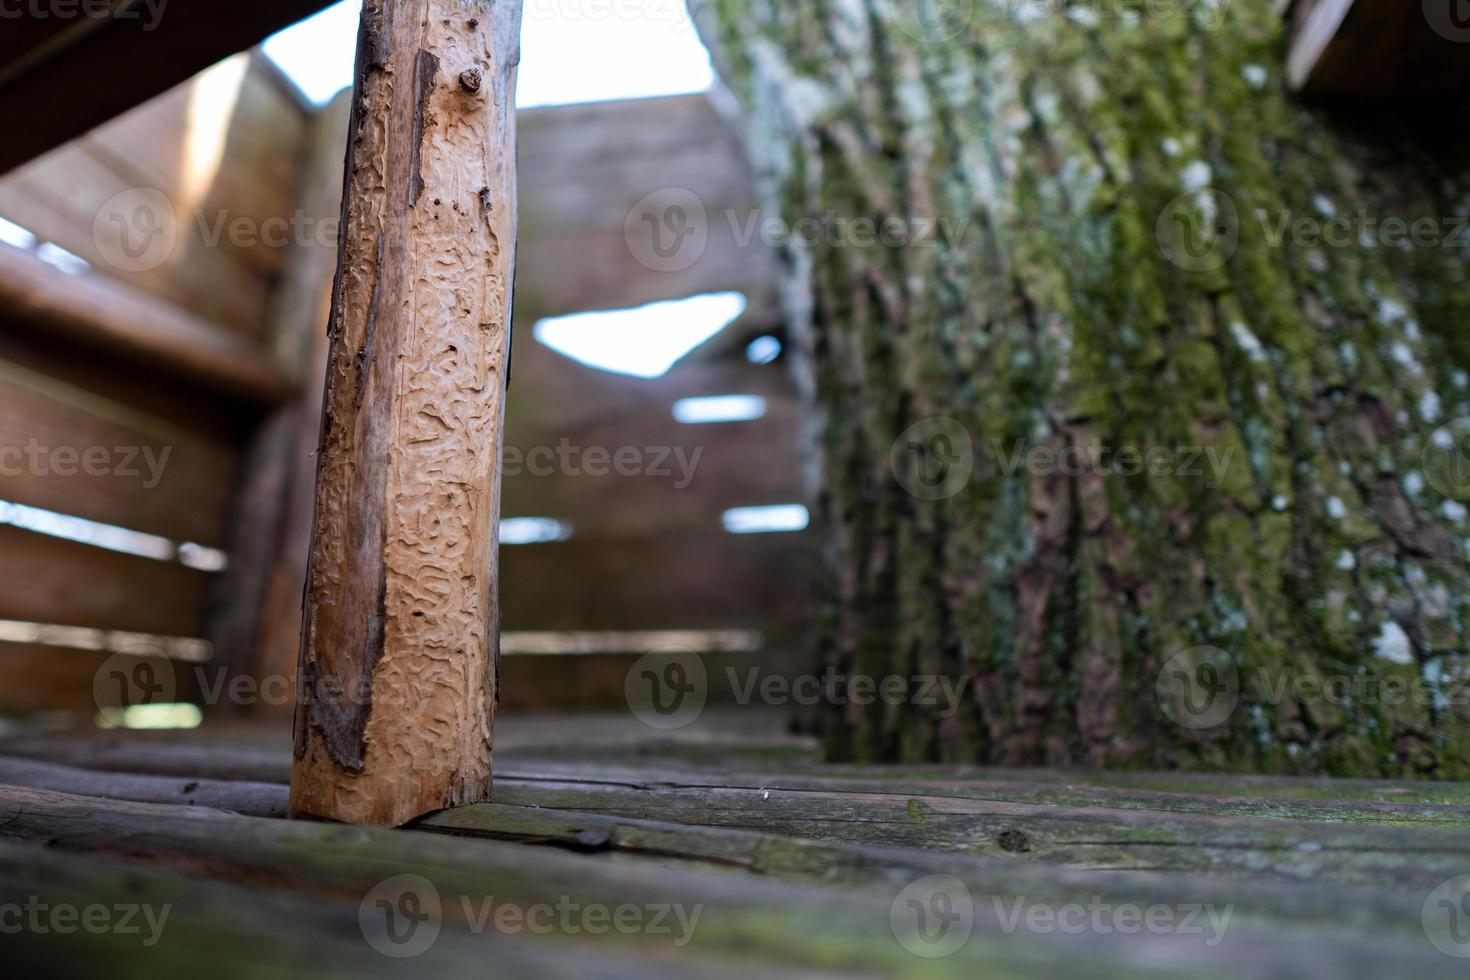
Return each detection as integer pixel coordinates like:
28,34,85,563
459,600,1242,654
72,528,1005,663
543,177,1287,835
698,0,1470,777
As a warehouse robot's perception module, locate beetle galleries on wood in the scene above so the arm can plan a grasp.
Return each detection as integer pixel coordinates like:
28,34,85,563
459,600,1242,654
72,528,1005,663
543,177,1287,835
290,0,522,827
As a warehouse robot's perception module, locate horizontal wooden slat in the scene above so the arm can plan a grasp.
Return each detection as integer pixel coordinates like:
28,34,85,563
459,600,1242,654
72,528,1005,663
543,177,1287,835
501,528,811,632
0,366,237,546
0,524,211,636
0,840,708,980
515,93,781,326
0,54,310,338
0,243,291,405
0,0,333,174
0,643,198,714
1288,0,1470,95
503,345,803,538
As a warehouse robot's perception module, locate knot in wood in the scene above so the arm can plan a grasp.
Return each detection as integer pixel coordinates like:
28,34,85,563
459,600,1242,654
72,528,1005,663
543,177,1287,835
997,828,1032,853
459,69,482,94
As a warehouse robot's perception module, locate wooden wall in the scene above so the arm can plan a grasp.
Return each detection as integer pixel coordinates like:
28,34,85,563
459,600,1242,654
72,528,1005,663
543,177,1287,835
0,55,317,718
500,93,812,710
0,79,811,719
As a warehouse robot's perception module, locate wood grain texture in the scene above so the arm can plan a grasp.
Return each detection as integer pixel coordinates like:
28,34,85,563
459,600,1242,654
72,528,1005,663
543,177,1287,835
0,524,211,637
1287,0,1470,95
0,244,291,406
0,54,308,337
0,0,333,175
291,0,522,826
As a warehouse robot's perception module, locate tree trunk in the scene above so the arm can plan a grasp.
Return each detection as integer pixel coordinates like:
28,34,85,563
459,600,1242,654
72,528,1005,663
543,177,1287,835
698,0,1470,777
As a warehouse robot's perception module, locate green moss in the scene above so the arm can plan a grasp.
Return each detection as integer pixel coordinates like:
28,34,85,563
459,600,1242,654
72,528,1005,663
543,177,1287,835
701,0,1470,778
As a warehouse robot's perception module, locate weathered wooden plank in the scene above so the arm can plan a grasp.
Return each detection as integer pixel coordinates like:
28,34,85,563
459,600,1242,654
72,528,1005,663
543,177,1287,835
479,773,1470,889
0,525,211,636
84,53,309,286
0,245,292,405
3,750,1458,958
0,783,1457,978
501,529,810,632
502,344,804,538
0,840,731,980
291,0,521,826
515,93,780,323
0,366,237,546
0,0,336,175
0,755,286,817
0,646,197,715
0,54,309,337
7,733,1470,888
1287,0,1470,96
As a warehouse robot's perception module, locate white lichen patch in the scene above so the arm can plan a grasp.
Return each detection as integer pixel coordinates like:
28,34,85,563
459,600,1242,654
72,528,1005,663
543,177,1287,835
1181,160,1212,192
1242,64,1268,89
1418,390,1441,423
1326,497,1347,519
1230,321,1267,363
1373,621,1413,665
1336,550,1356,571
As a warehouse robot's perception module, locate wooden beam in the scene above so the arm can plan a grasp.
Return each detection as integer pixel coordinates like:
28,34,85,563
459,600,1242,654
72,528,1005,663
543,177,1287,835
1287,0,1470,96
0,245,291,405
0,1,336,175
291,0,521,826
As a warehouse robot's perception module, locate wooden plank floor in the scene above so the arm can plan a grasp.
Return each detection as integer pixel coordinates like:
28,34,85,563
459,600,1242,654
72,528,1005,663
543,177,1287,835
0,710,1467,977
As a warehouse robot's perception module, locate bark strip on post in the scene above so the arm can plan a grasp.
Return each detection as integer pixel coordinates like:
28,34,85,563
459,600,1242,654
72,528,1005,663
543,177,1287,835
291,0,521,826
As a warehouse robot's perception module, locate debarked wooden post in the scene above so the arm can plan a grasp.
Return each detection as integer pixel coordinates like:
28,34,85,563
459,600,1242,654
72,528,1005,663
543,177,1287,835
290,0,521,826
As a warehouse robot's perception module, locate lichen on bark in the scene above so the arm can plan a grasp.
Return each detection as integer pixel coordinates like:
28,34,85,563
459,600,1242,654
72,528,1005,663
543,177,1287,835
698,0,1470,776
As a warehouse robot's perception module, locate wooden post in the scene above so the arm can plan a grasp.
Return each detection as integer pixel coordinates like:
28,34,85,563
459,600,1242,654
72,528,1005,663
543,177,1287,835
290,0,521,826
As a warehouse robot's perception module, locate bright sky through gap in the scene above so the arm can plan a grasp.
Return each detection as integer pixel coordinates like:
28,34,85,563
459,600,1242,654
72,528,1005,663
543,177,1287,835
534,292,748,379
262,0,716,108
